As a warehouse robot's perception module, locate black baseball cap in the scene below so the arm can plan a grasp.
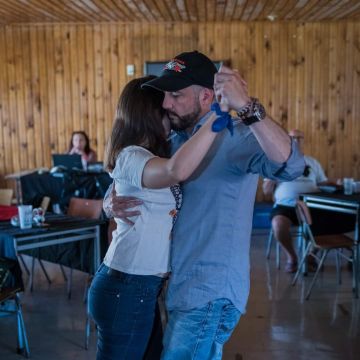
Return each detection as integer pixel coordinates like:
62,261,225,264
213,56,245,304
142,51,217,92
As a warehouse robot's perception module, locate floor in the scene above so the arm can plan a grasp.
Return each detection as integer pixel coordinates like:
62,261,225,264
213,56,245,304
0,233,359,360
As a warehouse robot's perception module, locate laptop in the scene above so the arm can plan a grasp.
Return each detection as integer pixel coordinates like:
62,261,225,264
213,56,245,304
52,154,83,170
87,161,104,173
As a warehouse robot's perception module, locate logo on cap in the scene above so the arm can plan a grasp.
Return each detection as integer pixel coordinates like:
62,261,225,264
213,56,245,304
164,59,186,73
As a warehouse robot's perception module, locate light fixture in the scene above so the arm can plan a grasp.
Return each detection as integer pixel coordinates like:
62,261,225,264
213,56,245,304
267,14,277,21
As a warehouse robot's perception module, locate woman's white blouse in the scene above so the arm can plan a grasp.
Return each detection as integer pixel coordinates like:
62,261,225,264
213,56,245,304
104,146,176,276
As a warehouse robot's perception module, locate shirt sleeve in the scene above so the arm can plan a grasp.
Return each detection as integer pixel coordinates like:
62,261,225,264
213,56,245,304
228,129,305,181
312,158,327,183
111,146,156,189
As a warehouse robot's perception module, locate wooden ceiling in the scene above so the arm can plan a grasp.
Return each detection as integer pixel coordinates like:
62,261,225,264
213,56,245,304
1,0,360,25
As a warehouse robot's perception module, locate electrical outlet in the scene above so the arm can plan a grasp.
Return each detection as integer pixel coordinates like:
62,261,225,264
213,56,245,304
126,64,135,76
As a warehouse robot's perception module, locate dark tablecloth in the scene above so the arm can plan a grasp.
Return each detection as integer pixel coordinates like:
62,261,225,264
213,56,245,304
0,214,108,274
20,171,112,211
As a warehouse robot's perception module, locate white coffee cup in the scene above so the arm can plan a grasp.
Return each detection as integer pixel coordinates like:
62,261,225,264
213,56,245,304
18,205,33,229
343,178,354,195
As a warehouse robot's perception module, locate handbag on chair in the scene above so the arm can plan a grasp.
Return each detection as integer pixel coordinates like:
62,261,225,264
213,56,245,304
0,256,24,294
0,257,29,358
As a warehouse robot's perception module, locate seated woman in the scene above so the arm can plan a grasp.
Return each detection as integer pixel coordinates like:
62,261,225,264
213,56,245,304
68,131,97,164
88,75,225,360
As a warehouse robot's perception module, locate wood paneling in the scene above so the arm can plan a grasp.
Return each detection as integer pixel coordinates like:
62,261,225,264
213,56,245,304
0,22,359,196
1,0,360,25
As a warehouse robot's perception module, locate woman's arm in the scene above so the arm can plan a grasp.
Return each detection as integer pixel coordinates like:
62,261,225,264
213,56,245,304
87,150,97,163
142,112,218,189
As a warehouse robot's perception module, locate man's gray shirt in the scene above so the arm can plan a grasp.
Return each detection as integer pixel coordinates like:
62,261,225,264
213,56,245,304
167,113,305,313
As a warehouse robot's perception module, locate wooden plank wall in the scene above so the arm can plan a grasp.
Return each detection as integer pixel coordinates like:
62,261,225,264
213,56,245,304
0,22,359,199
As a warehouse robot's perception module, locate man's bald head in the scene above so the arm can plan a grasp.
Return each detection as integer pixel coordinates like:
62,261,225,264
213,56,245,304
288,129,304,139
289,129,305,152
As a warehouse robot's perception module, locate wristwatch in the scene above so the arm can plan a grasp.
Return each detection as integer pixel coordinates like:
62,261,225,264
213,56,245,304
237,98,266,126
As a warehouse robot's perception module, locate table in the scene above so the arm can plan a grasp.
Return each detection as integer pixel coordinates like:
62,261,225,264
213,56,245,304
0,214,106,274
301,192,360,297
301,192,360,241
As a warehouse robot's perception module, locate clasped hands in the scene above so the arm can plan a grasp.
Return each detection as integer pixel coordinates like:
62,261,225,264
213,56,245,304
214,65,251,113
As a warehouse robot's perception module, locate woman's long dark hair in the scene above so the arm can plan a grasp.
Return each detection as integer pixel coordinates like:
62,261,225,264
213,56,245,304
104,76,170,171
68,131,91,155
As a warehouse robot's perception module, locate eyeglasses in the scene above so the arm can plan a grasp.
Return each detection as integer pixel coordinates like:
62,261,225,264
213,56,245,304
290,135,304,140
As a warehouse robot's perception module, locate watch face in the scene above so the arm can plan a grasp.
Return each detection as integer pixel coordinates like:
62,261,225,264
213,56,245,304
254,103,266,120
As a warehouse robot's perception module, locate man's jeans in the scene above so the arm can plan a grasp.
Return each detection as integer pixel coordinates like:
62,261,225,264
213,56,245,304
161,298,241,360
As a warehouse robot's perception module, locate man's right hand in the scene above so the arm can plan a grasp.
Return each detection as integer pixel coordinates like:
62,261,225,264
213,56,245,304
103,183,143,225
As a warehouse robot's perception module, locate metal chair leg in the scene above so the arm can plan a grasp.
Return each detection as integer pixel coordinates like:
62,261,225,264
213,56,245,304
67,268,73,300
15,294,30,358
335,250,342,285
266,229,282,269
276,242,281,269
305,250,329,300
85,287,91,350
353,244,359,298
267,226,304,270
38,259,52,285
292,242,311,285
30,257,51,292
83,275,92,303
30,257,35,292
266,229,273,259
59,265,68,281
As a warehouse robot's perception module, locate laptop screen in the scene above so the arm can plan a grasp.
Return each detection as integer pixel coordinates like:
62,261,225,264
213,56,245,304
52,154,83,170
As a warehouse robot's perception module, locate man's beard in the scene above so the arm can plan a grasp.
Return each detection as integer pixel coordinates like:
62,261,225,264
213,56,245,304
168,105,202,132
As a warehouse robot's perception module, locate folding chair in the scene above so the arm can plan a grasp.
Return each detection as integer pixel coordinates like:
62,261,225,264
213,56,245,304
64,197,103,299
266,220,304,269
0,257,30,358
292,200,358,299
64,198,103,350
0,188,13,206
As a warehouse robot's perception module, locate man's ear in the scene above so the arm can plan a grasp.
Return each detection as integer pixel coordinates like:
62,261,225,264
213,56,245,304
199,88,215,107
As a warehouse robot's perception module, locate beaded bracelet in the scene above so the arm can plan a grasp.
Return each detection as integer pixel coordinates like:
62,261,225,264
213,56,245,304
236,97,256,120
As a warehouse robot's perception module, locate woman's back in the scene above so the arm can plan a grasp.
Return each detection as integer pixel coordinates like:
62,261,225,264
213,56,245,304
104,146,180,276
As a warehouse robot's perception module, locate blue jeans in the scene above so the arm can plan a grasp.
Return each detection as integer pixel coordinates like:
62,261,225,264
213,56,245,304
89,263,164,360
161,298,241,360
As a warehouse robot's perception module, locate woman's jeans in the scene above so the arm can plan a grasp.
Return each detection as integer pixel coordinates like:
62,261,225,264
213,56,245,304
89,263,164,360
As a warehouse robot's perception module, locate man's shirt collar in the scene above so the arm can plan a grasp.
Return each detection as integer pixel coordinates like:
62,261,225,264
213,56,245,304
170,111,213,141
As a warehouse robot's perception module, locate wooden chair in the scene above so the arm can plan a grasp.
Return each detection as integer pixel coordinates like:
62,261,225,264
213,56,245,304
0,188,13,206
67,197,103,219
63,197,103,299
64,198,104,349
0,257,30,358
292,200,358,299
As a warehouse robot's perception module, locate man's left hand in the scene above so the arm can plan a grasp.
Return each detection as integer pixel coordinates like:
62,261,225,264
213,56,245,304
214,65,251,112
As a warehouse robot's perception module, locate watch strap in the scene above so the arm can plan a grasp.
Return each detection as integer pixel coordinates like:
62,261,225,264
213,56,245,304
242,115,260,126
